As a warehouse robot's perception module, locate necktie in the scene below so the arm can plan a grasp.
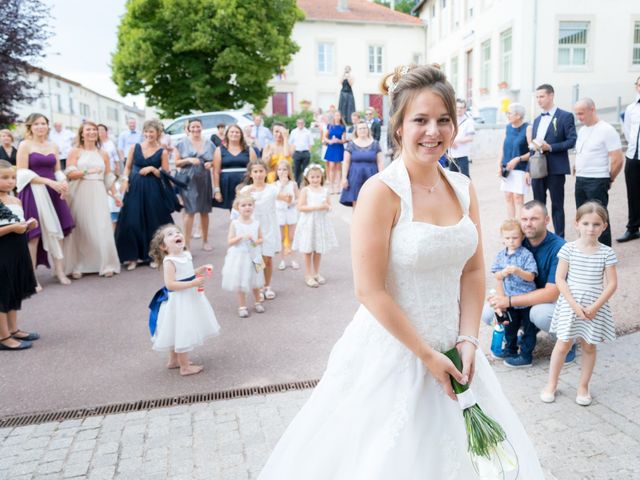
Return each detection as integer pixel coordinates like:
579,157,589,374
541,112,550,116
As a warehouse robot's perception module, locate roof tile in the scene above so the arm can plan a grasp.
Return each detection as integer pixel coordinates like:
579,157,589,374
298,0,423,26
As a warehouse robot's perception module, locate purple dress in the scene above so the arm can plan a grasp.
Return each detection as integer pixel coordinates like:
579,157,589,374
339,140,381,207
18,152,75,267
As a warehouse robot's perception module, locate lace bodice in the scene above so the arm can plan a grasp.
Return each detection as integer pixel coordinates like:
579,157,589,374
75,150,105,180
377,159,478,352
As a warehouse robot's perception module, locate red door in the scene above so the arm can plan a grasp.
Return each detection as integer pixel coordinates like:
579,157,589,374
367,94,383,120
272,93,288,115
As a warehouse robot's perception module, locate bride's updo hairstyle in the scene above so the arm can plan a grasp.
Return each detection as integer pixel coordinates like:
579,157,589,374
380,64,458,157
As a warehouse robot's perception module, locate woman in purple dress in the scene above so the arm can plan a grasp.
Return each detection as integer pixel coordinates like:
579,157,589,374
339,121,384,209
16,113,75,290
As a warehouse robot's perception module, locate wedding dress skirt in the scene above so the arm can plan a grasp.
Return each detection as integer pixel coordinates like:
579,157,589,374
258,159,544,479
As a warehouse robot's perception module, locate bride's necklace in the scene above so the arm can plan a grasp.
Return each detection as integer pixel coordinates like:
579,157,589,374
411,174,442,193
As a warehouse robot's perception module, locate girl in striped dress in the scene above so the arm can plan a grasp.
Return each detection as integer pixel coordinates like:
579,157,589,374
541,202,618,406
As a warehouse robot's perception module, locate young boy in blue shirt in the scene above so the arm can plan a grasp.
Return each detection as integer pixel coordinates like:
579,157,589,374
491,219,538,359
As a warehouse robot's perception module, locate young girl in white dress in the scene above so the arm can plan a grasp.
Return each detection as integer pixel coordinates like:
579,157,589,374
221,194,265,318
239,160,282,300
148,224,220,376
541,201,618,406
292,164,338,288
275,160,299,271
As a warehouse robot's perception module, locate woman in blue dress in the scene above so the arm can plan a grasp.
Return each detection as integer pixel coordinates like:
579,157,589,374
340,122,384,208
323,111,346,194
115,120,176,271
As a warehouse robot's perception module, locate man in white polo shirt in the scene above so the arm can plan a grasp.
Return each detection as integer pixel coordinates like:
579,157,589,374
573,98,623,246
449,98,475,177
289,117,313,185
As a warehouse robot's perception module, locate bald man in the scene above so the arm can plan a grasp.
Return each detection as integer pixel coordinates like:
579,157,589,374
573,98,624,246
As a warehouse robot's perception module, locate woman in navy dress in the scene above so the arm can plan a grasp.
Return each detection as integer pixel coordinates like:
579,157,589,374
115,120,175,271
340,122,384,208
323,111,346,194
212,124,257,210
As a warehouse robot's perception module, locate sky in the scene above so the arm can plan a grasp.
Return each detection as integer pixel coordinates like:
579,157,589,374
39,0,144,107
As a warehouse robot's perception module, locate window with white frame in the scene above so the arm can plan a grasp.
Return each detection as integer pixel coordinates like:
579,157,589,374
79,102,91,117
480,39,491,92
451,56,459,91
413,52,423,65
633,21,640,65
499,29,512,87
368,45,383,74
317,43,334,74
558,21,589,66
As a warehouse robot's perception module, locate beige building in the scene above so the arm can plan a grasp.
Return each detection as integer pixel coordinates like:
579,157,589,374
268,0,426,120
413,0,640,123
12,67,144,135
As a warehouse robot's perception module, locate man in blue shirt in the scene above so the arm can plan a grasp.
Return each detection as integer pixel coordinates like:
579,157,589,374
117,118,142,162
483,200,573,367
251,114,273,157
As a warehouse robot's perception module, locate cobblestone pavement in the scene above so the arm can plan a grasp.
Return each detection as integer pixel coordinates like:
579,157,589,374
1,331,639,480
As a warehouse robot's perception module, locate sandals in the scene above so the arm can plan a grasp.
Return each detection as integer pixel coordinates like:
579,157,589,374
238,307,249,318
71,272,83,280
315,274,326,285
11,330,40,341
264,286,276,300
290,260,300,270
305,276,319,288
0,336,32,351
277,260,286,271
254,303,265,314
126,262,138,271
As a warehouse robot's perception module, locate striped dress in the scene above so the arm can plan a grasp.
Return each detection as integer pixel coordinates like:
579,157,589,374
550,242,617,343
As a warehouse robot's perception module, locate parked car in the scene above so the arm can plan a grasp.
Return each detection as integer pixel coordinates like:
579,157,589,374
164,110,254,144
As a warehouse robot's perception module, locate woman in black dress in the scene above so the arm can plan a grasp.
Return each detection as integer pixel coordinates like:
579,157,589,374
212,124,257,210
338,66,356,124
0,130,17,166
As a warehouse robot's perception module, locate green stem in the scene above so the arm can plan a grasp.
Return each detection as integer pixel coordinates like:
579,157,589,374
443,347,468,394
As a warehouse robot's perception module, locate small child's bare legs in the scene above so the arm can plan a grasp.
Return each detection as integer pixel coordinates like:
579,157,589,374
303,252,322,277
577,339,596,397
237,291,247,309
252,288,262,304
543,339,573,394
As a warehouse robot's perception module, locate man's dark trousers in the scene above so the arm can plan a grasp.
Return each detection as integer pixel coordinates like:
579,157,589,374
293,150,310,185
532,174,566,238
624,157,640,233
575,176,612,246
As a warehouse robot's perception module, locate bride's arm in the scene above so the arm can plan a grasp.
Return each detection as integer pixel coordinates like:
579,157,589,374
352,178,465,400
457,183,485,385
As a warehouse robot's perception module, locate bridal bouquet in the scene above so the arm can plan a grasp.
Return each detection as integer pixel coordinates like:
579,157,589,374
444,347,519,479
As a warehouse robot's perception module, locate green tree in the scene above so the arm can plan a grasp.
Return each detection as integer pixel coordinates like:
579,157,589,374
112,0,303,117
373,0,418,15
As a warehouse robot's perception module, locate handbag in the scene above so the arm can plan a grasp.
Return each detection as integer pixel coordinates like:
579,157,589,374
501,167,510,178
528,151,548,179
173,168,191,190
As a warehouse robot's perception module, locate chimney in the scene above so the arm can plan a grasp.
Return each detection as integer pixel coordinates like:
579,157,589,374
337,0,348,12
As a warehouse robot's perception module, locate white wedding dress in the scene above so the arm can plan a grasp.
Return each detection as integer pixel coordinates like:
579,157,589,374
258,159,544,480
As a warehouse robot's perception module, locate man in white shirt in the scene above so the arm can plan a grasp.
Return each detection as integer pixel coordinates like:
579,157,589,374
289,118,313,185
448,99,475,177
49,122,75,170
618,76,640,243
573,98,623,246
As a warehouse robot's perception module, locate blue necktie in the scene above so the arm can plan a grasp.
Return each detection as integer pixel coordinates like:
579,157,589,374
541,112,550,116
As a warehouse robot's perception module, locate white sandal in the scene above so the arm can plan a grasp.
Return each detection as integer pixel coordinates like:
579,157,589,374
238,307,249,318
264,286,276,300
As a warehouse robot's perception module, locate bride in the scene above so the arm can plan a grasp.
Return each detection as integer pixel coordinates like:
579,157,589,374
258,64,544,479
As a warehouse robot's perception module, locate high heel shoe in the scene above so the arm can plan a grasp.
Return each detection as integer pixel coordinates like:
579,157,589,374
56,273,71,285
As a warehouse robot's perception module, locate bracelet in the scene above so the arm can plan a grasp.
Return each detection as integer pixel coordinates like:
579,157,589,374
456,335,480,348
120,175,129,181
214,187,221,193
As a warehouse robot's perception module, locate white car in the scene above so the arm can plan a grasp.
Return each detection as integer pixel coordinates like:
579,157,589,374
164,110,254,144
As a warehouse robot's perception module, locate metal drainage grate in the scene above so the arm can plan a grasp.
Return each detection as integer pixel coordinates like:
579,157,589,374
0,379,319,429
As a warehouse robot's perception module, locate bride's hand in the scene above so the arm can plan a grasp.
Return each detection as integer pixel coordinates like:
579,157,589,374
456,341,477,386
422,351,466,401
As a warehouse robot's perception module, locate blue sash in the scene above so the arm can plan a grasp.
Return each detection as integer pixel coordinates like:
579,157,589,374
148,275,195,336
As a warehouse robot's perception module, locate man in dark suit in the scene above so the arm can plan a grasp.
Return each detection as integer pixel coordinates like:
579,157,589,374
365,108,381,141
530,84,577,238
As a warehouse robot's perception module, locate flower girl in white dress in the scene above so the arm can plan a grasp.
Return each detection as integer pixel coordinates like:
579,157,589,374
291,164,338,288
221,194,265,318
148,225,220,376
258,65,543,479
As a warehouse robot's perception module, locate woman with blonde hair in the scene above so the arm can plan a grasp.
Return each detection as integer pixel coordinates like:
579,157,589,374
262,123,293,183
16,113,74,290
63,121,121,278
115,119,176,271
259,64,543,478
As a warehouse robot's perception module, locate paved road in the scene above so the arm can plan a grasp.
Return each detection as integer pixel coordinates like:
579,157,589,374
3,154,639,418
2,331,639,479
